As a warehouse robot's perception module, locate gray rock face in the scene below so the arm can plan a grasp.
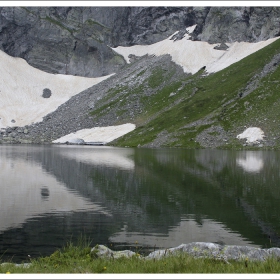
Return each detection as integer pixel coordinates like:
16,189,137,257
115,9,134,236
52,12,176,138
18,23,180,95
93,242,280,262
197,7,280,43
145,242,275,262
0,7,280,77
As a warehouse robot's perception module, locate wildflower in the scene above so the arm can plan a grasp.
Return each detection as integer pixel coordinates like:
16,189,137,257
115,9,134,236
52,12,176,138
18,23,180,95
103,267,107,270
6,272,10,274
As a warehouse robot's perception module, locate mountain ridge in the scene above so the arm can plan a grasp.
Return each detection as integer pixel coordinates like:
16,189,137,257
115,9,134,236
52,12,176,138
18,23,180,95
1,6,280,77
1,6,280,149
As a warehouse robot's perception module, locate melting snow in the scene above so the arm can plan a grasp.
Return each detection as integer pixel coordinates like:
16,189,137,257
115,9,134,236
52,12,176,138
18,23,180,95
0,49,113,128
52,123,136,144
237,127,265,143
112,25,279,74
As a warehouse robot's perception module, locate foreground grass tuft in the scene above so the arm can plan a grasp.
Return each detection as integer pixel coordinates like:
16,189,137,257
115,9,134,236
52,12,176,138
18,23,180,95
1,243,280,274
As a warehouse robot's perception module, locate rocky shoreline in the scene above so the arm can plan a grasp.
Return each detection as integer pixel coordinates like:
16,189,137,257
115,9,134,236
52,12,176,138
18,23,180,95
94,242,280,262
2,242,280,269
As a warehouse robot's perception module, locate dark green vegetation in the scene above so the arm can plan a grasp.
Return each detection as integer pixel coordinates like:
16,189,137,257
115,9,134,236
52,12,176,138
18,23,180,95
1,242,280,273
89,38,280,149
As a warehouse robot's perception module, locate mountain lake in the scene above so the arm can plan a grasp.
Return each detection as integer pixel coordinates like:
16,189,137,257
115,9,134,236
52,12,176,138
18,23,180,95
0,144,280,262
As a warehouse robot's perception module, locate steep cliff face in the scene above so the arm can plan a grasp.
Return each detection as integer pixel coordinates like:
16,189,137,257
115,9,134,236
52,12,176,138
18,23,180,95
0,6,279,77
196,7,280,43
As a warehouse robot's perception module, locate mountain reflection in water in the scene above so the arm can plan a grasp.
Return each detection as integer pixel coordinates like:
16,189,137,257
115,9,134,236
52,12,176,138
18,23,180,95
0,145,280,262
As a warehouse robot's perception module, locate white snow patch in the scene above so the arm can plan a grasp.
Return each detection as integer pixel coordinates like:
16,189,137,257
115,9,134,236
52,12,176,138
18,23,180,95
52,123,136,144
112,25,279,74
0,49,113,128
237,127,265,143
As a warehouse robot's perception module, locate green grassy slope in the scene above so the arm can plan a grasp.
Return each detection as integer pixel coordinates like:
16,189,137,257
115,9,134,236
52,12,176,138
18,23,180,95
86,40,280,149
95,38,280,149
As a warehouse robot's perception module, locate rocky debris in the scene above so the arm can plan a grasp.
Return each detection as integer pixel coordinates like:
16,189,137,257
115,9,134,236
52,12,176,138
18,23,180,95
214,42,229,50
93,242,280,262
195,125,229,148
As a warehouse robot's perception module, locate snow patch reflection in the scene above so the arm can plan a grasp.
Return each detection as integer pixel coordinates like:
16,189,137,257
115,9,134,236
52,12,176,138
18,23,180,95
237,152,264,173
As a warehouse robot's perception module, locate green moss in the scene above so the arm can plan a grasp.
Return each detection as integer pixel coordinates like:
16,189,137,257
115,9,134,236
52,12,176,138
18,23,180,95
42,16,76,34
147,67,166,88
84,19,110,30
20,7,37,16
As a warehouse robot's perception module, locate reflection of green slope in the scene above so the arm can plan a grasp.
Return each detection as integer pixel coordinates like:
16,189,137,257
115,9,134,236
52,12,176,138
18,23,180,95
88,148,280,247
27,146,280,248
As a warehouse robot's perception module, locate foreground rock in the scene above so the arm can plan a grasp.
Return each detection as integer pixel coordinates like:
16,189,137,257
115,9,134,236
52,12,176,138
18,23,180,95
93,242,280,262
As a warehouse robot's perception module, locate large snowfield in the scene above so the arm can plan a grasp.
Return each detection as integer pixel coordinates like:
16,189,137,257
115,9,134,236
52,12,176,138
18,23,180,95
1,26,278,143
112,25,279,74
0,49,112,128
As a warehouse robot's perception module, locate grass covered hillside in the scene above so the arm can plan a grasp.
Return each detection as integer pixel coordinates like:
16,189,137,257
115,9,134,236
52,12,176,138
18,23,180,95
1,37,280,148
108,37,280,149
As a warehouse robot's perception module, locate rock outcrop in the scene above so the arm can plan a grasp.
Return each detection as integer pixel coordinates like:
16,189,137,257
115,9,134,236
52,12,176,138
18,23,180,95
93,242,280,262
0,6,280,77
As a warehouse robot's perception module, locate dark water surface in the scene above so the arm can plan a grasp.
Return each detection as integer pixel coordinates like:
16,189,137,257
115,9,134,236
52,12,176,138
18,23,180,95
0,144,280,262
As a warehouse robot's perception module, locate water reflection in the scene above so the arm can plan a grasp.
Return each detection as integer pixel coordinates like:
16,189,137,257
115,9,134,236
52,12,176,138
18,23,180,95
236,151,264,173
1,145,280,261
0,147,111,233
56,145,135,170
110,217,256,249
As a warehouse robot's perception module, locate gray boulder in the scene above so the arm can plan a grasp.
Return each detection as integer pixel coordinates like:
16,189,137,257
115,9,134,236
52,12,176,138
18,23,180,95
146,242,280,262
92,242,280,262
92,244,137,259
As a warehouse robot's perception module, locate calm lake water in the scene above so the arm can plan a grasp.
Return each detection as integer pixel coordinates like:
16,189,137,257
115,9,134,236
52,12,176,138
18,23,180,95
0,144,280,262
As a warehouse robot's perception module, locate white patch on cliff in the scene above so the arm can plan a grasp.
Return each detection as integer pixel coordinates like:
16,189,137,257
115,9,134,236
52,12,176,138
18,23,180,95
0,49,113,128
112,25,279,74
236,127,265,143
52,123,136,144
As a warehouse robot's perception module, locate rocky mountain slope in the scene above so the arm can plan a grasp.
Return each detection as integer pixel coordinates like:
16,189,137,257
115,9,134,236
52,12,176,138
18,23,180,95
0,6,280,77
1,6,280,149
